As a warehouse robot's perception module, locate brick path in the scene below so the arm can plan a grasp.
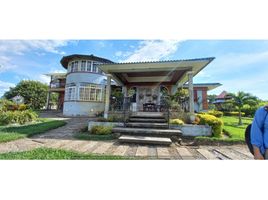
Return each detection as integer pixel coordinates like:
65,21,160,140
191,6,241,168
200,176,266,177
0,117,254,160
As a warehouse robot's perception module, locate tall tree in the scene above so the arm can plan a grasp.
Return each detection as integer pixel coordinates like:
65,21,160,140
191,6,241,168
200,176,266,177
228,91,258,125
4,80,48,109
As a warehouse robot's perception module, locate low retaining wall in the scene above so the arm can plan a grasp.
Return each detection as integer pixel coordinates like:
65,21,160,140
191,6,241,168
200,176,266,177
88,121,124,131
170,124,212,137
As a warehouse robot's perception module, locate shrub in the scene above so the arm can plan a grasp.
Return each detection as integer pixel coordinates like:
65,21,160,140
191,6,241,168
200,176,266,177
18,104,27,111
90,125,112,135
0,110,38,125
170,118,184,125
223,111,245,117
197,113,224,137
107,115,124,122
207,110,223,118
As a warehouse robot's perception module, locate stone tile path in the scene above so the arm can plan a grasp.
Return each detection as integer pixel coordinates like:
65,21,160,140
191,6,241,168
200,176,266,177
0,117,254,160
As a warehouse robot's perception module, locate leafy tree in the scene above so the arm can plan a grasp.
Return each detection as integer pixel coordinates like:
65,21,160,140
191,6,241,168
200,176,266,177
227,91,258,125
3,80,48,110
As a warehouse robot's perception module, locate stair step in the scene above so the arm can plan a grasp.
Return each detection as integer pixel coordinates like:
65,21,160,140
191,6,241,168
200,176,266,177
126,122,168,129
129,118,166,123
131,112,165,119
112,127,182,137
118,135,172,145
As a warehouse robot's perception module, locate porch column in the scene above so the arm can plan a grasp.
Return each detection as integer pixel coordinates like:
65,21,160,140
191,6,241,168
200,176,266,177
187,71,194,113
46,91,51,110
104,74,112,119
122,86,127,97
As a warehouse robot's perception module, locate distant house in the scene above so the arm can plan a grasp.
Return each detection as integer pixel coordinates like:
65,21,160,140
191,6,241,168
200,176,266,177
213,91,232,110
45,54,221,117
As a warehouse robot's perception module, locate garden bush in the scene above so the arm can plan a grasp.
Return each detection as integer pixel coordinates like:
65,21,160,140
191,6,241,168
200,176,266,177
197,113,223,137
170,118,184,125
207,110,223,118
0,110,38,125
90,125,112,135
223,111,245,117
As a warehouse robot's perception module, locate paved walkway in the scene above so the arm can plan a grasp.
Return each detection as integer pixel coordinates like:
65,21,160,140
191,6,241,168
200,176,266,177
0,117,254,160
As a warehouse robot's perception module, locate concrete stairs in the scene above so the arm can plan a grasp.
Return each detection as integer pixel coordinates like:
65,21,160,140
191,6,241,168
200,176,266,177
113,112,182,145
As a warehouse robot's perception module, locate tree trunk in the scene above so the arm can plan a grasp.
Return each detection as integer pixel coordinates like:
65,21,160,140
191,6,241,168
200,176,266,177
238,108,242,125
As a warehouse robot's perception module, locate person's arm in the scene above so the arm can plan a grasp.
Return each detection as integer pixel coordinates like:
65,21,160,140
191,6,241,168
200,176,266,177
251,107,266,159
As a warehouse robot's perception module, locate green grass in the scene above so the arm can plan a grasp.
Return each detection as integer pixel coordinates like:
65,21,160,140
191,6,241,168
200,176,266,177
0,118,66,143
195,116,253,143
0,147,131,160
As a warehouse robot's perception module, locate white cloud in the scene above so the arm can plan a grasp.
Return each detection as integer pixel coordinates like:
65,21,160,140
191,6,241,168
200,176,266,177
0,55,17,73
0,40,69,55
38,75,51,84
115,51,123,57
122,40,182,62
0,80,15,97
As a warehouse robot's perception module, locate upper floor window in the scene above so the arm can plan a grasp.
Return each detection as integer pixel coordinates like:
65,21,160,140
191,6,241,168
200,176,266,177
70,61,79,72
92,62,99,73
86,61,92,71
81,60,86,71
68,60,103,74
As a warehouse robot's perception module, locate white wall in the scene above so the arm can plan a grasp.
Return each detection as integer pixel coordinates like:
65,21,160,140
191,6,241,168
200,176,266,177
63,101,105,117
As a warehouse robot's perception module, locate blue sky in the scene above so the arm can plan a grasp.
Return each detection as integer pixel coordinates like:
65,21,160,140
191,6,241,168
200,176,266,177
0,40,268,100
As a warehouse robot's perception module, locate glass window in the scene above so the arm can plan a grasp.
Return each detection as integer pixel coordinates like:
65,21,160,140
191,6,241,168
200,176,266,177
74,61,78,72
86,61,92,71
65,86,76,101
81,61,86,71
78,83,103,102
92,62,99,73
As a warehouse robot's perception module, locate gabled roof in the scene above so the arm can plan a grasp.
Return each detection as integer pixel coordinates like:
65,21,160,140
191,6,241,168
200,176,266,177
60,54,114,68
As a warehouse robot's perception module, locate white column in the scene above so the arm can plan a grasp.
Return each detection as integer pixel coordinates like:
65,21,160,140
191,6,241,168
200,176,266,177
104,74,112,118
187,71,194,113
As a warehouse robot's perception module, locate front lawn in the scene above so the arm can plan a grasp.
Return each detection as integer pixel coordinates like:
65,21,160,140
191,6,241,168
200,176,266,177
0,118,66,143
195,116,253,144
0,148,131,160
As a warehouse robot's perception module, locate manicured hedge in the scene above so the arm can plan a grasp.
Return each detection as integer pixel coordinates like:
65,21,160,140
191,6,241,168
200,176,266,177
223,111,245,117
0,110,38,125
169,118,184,125
197,113,224,137
90,125,113,135
199,110,223,118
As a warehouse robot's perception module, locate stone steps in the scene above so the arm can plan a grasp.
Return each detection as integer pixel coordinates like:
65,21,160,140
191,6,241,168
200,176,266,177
130,112,165,119
118,135,172,145
129,118,167,123
113,127,182,137
126,122,168,129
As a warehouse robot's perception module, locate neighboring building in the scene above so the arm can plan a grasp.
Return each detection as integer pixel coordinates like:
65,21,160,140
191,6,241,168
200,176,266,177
212,90,232,110
46,54,221,117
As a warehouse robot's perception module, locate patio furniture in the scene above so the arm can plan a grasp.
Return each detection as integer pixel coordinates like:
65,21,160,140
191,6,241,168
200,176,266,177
143,103,157,112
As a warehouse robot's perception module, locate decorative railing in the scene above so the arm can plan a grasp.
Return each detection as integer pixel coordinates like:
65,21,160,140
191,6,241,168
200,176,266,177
50,83,66,88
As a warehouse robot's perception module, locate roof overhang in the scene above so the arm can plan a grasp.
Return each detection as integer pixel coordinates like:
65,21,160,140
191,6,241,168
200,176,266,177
60,54,114,69
183,83,222,91
99,57,215,86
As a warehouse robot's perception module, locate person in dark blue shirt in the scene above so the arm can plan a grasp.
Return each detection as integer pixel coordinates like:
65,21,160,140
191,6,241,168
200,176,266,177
251,106,268,160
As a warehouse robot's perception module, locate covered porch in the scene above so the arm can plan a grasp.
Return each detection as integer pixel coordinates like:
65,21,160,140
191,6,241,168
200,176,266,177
99,57,214,118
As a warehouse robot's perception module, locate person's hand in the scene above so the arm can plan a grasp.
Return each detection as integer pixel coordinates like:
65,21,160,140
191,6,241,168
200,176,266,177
253,146,264,160
254,152,264,160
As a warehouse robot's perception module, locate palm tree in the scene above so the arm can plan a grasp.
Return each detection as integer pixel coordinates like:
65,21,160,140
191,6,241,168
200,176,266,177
227,91,258,125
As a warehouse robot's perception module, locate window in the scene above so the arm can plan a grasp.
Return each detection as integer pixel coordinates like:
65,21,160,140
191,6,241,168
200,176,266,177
65,84,76,101
92,62,99,73
70,61,79,72
86,61,92,71
81,61,86,71
79,83,103,102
